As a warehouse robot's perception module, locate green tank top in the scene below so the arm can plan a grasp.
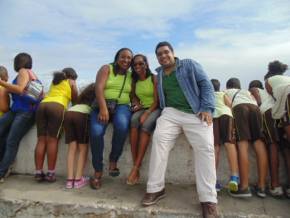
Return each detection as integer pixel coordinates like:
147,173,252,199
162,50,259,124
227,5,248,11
135,76,154,109
104,64,132,105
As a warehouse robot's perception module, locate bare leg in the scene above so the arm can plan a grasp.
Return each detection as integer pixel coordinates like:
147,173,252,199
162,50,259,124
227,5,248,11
66,141,77,180
253,139,268,189
127,131,151,184
237,140,249,190
75,143,88,179
268,142,280,188
224,142,239,175
130,128,139,164
47,136,58,171
34,136,47,170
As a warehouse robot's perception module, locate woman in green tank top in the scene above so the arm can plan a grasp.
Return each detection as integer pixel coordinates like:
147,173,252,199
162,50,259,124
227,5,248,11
127,54,161,185
90,48,133,189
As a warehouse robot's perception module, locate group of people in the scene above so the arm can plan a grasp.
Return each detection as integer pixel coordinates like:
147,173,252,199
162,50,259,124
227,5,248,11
0,42,289,218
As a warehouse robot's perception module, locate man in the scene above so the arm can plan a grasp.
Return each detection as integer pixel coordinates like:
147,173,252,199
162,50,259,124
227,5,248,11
141,42,217,217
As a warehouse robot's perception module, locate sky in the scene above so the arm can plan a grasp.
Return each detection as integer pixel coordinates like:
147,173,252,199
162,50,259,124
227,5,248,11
0,0,290,90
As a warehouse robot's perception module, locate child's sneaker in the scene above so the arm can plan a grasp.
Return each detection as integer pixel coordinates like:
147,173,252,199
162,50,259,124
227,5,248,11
269,186,283,197
254,186,266,198
45,172,56,183
74,176,89,189
66,179,74,189
228,175,239,192
215,182,222,192
229,187,252,198
34,172,45,182
286,186,290,198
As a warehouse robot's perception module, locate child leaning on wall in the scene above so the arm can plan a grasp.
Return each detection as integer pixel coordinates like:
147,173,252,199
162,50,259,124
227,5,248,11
211,79,239,193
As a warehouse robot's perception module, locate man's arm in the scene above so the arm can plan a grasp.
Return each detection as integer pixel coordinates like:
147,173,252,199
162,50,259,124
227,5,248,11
190,60,215,114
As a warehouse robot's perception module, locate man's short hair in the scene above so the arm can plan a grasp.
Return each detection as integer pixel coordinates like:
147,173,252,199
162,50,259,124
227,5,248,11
155,41,174,54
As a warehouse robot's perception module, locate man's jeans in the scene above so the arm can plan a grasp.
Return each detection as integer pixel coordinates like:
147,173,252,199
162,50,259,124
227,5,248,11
90,105,131,172
0,111,35,177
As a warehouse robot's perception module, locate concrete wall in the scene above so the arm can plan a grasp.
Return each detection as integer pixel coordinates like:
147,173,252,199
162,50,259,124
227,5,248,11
13,124,287,185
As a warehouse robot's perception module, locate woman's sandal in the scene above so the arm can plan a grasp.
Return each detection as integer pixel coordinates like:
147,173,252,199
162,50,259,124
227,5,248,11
90,177,102,189
126,166,140,185
109,168,120,177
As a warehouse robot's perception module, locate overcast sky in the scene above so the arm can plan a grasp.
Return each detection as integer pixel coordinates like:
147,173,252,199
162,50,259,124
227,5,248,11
0,0,289,89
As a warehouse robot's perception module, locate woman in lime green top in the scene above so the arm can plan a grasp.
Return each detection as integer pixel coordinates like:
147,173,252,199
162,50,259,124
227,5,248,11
127,54,160,185
34,68,78,182
0,66,10,117
90,48,133,189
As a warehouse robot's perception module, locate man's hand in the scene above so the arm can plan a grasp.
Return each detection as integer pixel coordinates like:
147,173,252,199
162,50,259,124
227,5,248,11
199,112,212,126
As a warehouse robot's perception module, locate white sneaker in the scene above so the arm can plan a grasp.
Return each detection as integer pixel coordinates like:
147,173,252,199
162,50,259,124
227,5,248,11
269,186,283,197
286,187,290,198
0,177,4,183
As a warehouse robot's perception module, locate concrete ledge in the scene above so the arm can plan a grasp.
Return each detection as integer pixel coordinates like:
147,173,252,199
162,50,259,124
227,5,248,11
0,175,289,218
13,125,287,185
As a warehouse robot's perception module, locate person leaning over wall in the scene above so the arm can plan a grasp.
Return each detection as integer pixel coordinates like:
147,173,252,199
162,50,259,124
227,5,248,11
65,83,95,189
264,60,290,198
225,78,268,198
0,53,40,183
249,79,284,197
211,79,239,193
34,68,78,183
90,48,133,190
141,41,218,218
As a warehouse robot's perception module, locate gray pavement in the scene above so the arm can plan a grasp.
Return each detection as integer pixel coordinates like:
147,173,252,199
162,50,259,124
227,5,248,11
0,175,289,217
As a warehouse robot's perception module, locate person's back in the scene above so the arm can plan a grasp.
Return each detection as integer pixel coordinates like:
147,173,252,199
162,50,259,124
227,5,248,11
224,88,257,107
42,78,72,109
213,91,232,118
267,75,290,99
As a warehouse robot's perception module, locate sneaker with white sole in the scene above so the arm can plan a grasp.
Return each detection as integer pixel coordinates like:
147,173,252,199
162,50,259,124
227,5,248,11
269,186,283,197
286,187,290,198
255,186,266,198
229,187,252,198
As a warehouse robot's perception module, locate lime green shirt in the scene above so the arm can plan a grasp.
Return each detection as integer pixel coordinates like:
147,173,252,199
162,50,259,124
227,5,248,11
68,104,92,114
135,76,154,109
163,71,192,113
104,64,132,105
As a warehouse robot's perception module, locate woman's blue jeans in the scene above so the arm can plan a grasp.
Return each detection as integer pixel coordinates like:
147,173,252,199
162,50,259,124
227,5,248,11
0,111,35,178
90,105,132,172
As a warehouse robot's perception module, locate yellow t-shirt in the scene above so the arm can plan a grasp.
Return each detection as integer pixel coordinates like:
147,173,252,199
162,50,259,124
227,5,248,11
213,91,232,118
41,80,72,109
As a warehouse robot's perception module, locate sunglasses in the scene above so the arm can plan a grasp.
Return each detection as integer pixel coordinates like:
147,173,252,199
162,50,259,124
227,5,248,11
133,62,145,67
